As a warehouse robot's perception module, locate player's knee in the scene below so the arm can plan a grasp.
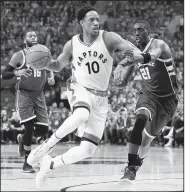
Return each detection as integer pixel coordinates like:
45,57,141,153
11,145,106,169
129,114,149,145
81,141,97,157
136,109,150,120
135,113,149,131
33,124,48,137
73,107,90,125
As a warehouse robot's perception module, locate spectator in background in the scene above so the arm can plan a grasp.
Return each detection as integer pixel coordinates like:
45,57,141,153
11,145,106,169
116,107,132,145
164,110,184,147
103,104,118,144
8,109,24,143
1,110,9,143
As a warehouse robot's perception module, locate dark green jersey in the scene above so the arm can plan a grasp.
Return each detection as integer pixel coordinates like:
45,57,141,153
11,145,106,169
9,49,47,91
137,39,179,97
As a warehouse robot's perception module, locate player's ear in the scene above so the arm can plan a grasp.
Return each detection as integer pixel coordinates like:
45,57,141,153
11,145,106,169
79,20,84,27
148,29,150,35
23,39,26,44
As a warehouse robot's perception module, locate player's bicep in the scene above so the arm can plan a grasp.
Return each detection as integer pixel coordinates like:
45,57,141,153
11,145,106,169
162,41,172,58
57,40,72,68
107,32,140,52
117,40,141,53
149,40,169,60
149,47,162,60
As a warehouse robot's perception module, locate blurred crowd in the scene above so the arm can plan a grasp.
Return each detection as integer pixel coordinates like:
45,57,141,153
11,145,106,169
1,1,183,147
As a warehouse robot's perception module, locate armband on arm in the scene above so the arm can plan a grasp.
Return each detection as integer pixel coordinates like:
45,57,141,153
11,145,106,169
141,52,151,64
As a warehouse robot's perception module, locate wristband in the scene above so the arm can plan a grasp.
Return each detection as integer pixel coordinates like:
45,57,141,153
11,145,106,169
141,52,151,64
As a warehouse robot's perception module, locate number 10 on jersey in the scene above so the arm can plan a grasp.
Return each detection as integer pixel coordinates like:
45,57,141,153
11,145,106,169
85,61,100,74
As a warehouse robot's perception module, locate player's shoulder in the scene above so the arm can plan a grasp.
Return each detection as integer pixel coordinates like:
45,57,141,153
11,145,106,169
14,50,23,56
103,31,121,41
64,39,72,50
11,50,24,60
153,38,168,46
103,31,123,50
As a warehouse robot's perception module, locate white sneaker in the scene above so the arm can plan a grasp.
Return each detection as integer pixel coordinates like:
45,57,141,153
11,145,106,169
36,155,52,188
27,139,53,166
164,138,174,147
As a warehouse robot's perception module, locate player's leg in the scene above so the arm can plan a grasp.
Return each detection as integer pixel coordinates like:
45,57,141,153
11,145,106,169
139,95,178,158
36,140,98,187
18,91,36,173
54,97,107,166
36,94,108,187
137,125,155,159
120,92,156,183
32,92,49,138
27,83,91,165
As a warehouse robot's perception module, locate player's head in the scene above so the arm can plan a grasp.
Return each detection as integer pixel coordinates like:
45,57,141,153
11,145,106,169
133,20,150,45
77,5,100,36
120,107,128,118
24,31,38,47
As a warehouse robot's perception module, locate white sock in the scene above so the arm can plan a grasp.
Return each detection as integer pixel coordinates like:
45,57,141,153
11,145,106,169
167,126,174,137
52,141,97,168
47,108,89,148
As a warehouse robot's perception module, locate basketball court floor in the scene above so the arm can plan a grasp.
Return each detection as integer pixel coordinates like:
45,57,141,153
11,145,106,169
1,143,183,191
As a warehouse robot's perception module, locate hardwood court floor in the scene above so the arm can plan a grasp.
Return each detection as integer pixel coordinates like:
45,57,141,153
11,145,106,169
1,143,183,191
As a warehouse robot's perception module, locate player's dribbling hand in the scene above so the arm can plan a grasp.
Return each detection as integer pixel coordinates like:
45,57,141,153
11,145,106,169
15,69,32,78
48,77,55,85
113,64,125,85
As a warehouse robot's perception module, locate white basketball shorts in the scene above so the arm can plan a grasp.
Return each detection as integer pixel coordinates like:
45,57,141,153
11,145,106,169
67,82,108,145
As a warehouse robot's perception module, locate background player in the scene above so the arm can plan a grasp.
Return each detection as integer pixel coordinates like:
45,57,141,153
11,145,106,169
113,20,179,184
2,31,55,173
26,6,148,187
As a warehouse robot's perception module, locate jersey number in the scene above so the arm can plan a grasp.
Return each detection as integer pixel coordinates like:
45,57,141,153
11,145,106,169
140,67,151,80
33,69,41,77
85,61,99,74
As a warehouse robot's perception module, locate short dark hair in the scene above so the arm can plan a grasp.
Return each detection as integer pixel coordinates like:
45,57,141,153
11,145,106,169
77,5,96,23
134,20,150,30
23,31,37,39
120,107,128,113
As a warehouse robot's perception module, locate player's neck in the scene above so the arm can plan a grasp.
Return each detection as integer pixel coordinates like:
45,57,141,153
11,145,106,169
82,31,99,44
139,37,150,51
25,45,30,50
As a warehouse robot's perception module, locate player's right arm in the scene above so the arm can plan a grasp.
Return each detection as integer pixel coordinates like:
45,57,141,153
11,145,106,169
2,52,32,79
104,32,139,87
45,40,72,72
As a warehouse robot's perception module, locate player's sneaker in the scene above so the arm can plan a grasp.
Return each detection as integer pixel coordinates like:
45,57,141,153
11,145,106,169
27,139,53,166
119,165,140,185
17,134,25,157
23,161,35,173
36,155,52,187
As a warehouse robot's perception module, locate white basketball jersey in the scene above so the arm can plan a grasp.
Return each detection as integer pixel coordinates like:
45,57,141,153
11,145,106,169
71,30,113,91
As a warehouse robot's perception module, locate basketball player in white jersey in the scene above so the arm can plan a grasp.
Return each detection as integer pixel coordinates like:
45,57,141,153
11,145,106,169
27,5,143,187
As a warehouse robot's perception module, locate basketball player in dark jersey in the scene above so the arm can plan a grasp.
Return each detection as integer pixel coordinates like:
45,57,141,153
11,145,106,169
113,20,179,184
2,31,55,173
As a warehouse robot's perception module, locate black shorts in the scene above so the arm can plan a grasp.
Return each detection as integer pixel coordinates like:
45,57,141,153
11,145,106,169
18,90,49,126
135,91,178,136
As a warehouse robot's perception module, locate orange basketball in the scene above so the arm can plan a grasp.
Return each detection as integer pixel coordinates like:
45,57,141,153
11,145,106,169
26,44,51,70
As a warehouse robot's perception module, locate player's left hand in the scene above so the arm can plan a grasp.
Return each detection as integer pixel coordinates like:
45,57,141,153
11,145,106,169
48,78,55,85
124,49,134,62
113,64,125,85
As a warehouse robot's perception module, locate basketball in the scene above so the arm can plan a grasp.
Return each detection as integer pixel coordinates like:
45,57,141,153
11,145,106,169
26,44,51,70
